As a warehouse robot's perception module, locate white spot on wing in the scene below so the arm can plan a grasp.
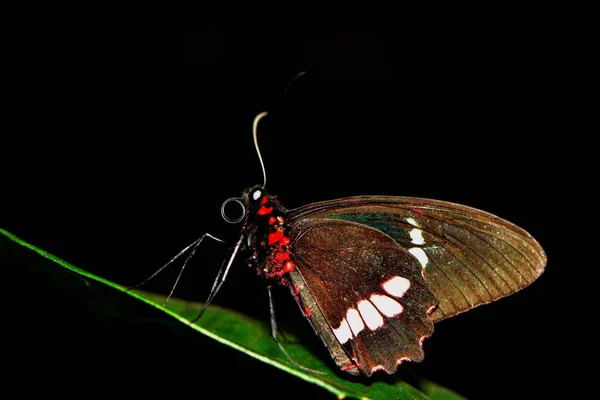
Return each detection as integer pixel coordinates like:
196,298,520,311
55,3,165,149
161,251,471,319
409,228,425,245
370,294,404,317
382,276,411,298
408,247,429,268
346,308,365,336
406,217,419,227
252,190,262,200
333,318,352,344
357,300,384,330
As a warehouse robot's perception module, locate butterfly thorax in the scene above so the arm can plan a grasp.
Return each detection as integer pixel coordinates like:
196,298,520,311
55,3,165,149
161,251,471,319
242,187,295,282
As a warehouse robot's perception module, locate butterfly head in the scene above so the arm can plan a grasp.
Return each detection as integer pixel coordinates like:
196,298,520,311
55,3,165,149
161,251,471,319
221,185,294,280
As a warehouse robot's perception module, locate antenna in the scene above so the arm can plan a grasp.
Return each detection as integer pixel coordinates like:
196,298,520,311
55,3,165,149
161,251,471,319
253,111,268,187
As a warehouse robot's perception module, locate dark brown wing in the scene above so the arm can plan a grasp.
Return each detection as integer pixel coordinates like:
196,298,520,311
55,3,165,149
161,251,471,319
286,196,547,323
284,218,436,376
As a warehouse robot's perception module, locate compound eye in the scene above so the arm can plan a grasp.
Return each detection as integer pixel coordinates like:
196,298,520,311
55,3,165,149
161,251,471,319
221,197,245,224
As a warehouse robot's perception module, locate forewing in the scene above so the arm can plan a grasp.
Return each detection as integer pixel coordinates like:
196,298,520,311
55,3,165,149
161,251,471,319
285,218,436,376
287,196,547,322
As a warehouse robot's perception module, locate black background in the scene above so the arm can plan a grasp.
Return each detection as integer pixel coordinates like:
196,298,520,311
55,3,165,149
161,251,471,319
4,4,587,399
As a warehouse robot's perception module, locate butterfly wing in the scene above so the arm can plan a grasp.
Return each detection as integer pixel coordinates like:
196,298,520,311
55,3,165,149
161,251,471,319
287,196,547,323
285,218,436,376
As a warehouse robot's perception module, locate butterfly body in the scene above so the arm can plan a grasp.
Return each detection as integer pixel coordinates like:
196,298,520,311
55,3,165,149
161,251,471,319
237,185,546,376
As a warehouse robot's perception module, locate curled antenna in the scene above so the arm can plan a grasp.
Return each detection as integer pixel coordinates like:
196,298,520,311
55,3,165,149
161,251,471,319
253,111,268,187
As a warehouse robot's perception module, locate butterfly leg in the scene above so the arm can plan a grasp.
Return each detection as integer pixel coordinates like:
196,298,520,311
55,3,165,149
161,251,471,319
190,235,244,323
267,286,324,375
128,233,225,306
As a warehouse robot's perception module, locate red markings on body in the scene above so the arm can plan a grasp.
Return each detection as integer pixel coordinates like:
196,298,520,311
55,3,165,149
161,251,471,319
274,251,290,262
268,230,284,244
304,306,312,317
283,260,295,273
257,205,273,215
293,284,300,296
342,363,357,371
260,203,295,280
265,251,294,280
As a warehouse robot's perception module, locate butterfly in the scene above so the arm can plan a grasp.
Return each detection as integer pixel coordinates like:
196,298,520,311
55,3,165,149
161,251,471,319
163,112,547,377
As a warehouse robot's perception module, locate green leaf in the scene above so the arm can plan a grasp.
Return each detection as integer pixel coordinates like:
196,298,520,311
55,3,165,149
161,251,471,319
1,228,467,400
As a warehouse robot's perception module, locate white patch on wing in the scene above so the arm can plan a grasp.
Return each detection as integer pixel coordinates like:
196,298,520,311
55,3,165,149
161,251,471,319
346,308,365,336
406,217,419,227
408,247,429,268
409,228,425,245
370,294,404,317
336,293,409,341
382,276,411,298
333,318,352,344
357,300,384,330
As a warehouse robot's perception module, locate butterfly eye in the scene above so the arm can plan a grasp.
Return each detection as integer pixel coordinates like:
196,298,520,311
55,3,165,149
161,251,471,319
221,197,246,224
